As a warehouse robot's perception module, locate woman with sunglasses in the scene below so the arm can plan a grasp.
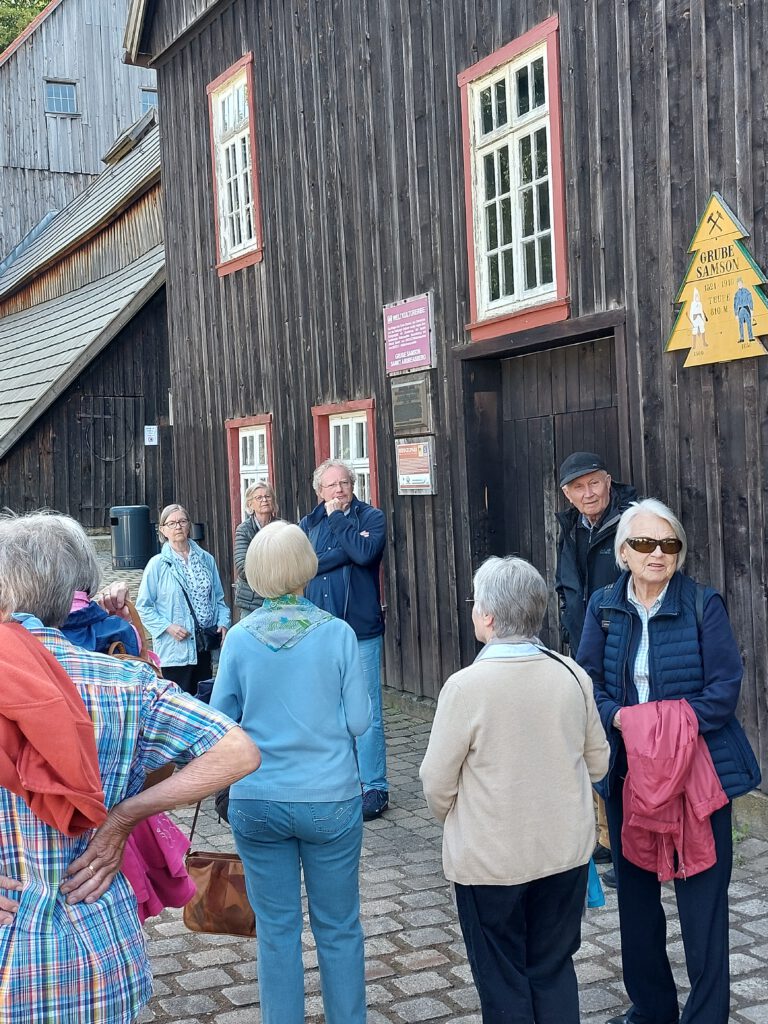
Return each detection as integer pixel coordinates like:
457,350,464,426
577,498,760,1024
137,504,230,694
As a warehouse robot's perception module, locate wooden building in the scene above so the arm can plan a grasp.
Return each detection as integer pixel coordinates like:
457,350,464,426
0,0,157,259
0,117,173,528
124,0,768,786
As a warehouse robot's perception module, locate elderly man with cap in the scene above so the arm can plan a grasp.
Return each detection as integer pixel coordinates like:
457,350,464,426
555,451,636,885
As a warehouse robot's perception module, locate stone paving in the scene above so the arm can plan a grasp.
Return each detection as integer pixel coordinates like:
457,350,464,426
95,548,768,1024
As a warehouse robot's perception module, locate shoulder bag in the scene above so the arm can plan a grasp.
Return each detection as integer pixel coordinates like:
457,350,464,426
182,801,256,938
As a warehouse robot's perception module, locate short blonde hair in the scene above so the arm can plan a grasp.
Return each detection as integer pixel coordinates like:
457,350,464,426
245,481,279,515
245,521,318,598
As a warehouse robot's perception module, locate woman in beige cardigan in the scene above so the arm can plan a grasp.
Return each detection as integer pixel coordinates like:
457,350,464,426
420,556,609,1023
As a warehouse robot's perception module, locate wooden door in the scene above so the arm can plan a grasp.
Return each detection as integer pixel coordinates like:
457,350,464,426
77,396,145,529
502,335,626,647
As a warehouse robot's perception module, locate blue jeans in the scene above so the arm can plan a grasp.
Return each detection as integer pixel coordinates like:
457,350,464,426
355,635,388,792
229,797,366,1024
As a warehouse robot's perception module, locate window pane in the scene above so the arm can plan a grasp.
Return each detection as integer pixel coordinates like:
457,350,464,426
488,254,500,301
484,154,496,200
45,82,77,114
498,145,510,194
356,422,366,459
537,182,550,230
495,80,507,126
485,204,498,250
540,234,553,284
258,434,266,464
520,136,532,184
501,197,512,245
140,90,158,115
532,57,546,107
524,240,537,289
535,128,548,178
502,249,515,296
341,424,351,461
241,436,248,464
516,67,529,115
480,87,493,134
332,424,341,458
521,188,534,237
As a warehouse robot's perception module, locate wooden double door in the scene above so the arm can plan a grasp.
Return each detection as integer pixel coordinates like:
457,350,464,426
466,331,632,649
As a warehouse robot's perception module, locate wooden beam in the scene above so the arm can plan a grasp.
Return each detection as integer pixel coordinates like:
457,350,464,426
453,309,627,361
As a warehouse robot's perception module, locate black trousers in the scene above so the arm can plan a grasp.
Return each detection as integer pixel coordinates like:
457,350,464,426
604,780,732,1024
454,864,588,1024
162,651,212,696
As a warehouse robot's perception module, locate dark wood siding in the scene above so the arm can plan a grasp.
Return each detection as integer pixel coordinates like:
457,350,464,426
151,0,768,781
0,289,173,527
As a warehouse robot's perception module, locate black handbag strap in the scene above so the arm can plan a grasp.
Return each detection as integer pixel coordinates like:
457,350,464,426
188,801,202,845
177,582,203,633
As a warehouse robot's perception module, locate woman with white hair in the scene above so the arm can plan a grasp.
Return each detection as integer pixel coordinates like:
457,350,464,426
137,502,230,694
210,521,371,1024
0,512,259,1024
420,555,609,1023
233,481,278,618
578,498,761,1024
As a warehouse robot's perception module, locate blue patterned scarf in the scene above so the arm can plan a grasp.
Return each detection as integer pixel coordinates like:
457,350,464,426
241,595,332,651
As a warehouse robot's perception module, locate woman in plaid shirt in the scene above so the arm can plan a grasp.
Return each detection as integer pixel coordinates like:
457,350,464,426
0,513,260,1024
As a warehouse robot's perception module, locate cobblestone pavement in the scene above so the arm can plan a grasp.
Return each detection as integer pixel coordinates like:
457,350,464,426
96,551,768,1024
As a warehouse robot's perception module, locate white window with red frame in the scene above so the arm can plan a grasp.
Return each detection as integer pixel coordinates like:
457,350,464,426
459,18,568,341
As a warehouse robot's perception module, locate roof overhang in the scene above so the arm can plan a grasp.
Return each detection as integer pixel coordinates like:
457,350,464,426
0,247,165,458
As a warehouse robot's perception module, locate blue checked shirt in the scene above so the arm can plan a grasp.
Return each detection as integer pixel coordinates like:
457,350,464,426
0,625,235,1024
626,579,669,703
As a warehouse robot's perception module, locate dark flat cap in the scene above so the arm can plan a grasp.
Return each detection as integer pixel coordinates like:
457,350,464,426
559,451,608,487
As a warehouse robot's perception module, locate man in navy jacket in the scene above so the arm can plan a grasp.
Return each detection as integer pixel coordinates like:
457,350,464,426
300,459,388,820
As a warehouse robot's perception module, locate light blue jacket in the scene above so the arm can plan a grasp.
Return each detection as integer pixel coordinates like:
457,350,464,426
136,541,230,668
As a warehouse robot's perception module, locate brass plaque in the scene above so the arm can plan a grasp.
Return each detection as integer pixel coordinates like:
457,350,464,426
391,373,433,435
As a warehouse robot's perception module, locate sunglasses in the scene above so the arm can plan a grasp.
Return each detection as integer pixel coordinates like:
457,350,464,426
625,536,682,555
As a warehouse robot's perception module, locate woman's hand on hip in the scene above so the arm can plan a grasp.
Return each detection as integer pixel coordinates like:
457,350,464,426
60,807,134,905
166,624,190,642
0,875,21,925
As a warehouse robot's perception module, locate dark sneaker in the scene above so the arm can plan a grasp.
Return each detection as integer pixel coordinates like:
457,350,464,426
362,789,389,821
593,842,612,864
602,867,617,888
606,1012,631,1024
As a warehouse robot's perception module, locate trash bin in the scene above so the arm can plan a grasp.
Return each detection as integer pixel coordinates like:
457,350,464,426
110,505,155,570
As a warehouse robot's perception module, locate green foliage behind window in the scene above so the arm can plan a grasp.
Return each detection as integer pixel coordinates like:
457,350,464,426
0,0,49,55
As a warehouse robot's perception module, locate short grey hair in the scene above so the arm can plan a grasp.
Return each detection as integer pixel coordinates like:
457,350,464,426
0,512,98,627
312,459,356,496
245,520,318,598
473,556,548,640
158,503,189,541
245,481,278,507
614,498,688,570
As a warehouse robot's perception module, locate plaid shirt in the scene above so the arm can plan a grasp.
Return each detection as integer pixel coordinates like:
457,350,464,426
626,580,669,704
0,626,234,1024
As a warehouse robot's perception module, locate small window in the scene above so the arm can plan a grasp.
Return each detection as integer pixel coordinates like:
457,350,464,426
238,425,269,519
328,412,372,505
45,81,78,115
207,55,263,274
140,89,158,115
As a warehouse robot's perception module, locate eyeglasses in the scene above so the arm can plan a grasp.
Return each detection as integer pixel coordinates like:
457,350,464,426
320,479,352,491
164,518,189,529
625,537,682,554
253,496,273,503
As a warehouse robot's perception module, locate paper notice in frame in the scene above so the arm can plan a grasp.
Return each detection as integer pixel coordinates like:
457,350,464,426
396,438,436,495
144,425,159,446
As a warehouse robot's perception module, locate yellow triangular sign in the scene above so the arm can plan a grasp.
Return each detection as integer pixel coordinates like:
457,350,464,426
665,192,768,366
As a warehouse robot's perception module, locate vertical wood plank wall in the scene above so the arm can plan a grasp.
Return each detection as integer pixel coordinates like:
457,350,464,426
0,289,174,527
153,0,768,779
0,0,156,256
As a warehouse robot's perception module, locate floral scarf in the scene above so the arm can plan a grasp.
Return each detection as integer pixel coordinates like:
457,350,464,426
241,595,332,652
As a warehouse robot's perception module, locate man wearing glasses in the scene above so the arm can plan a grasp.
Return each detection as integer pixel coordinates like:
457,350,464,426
555,451,637,885
300,460,389,820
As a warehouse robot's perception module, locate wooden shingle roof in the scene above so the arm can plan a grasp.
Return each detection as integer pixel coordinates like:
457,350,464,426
0,245,164,457
0,125,160,302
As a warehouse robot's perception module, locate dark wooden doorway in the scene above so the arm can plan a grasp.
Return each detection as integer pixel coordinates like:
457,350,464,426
501,334,628,646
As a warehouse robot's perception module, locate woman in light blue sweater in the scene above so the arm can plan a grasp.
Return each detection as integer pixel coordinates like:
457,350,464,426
210,521,370,1024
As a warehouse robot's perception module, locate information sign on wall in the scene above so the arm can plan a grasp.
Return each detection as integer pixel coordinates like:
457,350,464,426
391,373,434,436
396,438,436,495
144,425,159,446
384,292,435,374
666,192,768,367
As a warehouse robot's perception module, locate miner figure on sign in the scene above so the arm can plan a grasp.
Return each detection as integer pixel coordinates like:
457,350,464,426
733,278,755,343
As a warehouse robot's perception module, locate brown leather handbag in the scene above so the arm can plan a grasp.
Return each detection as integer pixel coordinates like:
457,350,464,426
182,803,256,938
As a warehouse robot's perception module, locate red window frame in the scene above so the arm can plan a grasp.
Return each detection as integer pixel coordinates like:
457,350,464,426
207,53,264,277
224,413,275,542
458,16,569,342
310,399,379,508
